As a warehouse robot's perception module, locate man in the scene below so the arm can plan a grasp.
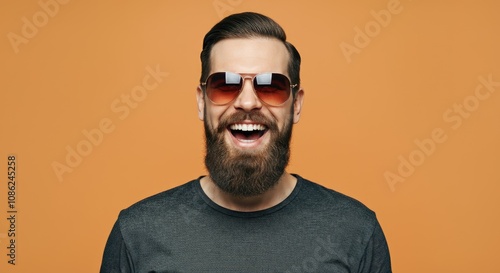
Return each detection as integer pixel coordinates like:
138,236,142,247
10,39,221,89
100,12,392,273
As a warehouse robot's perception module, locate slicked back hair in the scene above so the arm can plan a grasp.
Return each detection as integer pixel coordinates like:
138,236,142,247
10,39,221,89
200,12,301,95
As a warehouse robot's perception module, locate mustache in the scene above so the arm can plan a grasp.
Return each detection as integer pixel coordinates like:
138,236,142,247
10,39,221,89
215,111,278,134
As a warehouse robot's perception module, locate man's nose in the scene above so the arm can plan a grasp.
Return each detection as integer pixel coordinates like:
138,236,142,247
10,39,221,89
232,79,262,111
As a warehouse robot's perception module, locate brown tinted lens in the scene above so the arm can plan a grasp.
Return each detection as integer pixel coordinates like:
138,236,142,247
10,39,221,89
206,72,242,104
253,73,291,106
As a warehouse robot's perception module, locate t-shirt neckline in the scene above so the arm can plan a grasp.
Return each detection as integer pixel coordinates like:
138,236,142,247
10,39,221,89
194,174,303,218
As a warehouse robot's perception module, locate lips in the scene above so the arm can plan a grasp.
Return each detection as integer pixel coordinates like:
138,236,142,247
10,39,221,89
228,123,268,142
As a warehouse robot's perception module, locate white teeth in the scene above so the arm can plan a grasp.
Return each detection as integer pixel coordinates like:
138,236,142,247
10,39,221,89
229,124,266,131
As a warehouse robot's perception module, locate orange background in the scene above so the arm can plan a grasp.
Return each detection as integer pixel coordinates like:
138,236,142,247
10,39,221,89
1,0,499,272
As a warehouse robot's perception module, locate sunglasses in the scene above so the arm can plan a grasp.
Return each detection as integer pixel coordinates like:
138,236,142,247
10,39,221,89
200,72,297,106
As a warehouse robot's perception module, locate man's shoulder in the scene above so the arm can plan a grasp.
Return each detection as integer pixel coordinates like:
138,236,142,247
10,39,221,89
117,179,199,222
296,175,377,222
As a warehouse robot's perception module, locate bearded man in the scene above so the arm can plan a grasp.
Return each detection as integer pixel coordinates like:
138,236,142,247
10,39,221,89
100,12,392,273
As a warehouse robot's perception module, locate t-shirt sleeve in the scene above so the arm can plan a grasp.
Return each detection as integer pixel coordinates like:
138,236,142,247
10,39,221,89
358,219,392,273
100,218,134,273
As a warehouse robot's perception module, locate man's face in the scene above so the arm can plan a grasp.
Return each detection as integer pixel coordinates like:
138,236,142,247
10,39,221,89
196,38,304,197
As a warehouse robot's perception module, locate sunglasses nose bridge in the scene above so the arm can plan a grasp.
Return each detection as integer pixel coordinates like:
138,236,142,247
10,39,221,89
240,75,254,87
233,75,262,110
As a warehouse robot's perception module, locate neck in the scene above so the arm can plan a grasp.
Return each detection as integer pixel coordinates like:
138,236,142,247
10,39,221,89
200,172,297,212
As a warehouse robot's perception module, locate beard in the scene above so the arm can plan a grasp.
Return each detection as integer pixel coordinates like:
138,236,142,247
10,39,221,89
204,109,293,198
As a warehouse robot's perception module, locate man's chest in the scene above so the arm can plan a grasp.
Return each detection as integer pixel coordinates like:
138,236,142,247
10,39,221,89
128,221,359,273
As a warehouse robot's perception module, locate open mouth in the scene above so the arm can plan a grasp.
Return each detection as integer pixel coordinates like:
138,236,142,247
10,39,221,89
228,123,268,143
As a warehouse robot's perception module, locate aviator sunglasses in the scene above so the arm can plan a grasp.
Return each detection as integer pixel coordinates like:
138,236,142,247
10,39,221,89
200,72,297,106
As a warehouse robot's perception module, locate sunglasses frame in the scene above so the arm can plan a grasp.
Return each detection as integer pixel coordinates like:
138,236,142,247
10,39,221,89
200,71,298,106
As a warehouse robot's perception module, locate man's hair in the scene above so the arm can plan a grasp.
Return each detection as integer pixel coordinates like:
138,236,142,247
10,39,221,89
200,12,301,95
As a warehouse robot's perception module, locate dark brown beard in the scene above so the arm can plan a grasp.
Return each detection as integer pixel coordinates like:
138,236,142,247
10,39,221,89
204,109,293,197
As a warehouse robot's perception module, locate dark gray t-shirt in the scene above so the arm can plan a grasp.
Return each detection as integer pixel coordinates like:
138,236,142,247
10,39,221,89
100,175,391,273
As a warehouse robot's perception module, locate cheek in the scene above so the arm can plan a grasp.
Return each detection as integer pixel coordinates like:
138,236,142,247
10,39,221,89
270,106,294,130
204,105,227,129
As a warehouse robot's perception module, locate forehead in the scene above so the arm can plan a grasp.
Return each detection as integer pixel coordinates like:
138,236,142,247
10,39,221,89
210,38,289,76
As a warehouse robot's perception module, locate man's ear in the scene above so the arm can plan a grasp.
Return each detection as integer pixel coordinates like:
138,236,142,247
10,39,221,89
196,86,205,121
292,88,305,124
